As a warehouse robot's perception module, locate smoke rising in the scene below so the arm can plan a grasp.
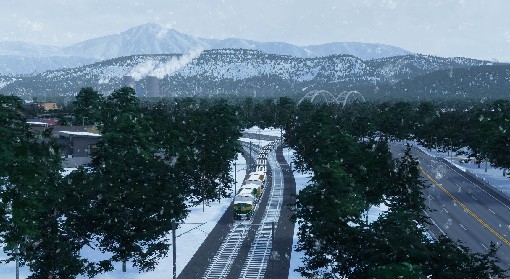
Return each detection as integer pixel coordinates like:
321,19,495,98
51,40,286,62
129,48,203,81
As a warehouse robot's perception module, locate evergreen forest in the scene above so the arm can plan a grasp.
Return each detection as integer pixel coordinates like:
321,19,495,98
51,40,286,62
1,89,510,278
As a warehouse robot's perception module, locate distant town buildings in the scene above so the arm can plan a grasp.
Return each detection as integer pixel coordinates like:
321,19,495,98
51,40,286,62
27,121,101,168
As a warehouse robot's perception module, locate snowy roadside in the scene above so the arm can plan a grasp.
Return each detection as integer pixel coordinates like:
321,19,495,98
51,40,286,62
284,147,309,279
415,144,510,197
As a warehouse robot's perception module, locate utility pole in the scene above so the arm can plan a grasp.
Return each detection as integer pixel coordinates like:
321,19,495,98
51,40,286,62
169,221,205,279
172,219,177,279
15,244,19,279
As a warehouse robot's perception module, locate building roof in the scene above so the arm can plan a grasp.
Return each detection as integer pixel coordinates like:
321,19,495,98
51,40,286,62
58,131,101,137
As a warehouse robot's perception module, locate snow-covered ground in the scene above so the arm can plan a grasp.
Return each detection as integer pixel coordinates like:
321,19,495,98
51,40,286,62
80,152,247,279
4,128,508,279
0,153,246,279
285,147,309,279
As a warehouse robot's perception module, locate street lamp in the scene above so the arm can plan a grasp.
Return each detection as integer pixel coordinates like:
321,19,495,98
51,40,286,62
449,138,453,160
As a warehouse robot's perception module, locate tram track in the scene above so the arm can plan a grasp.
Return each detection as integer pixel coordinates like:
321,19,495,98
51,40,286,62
202,222,251,278
239,150,283,278
202,140,284,279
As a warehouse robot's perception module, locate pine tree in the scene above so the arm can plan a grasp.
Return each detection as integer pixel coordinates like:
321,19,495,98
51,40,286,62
84,87,188,271
0,95,91,278
148,98,241,207
72,87,103,125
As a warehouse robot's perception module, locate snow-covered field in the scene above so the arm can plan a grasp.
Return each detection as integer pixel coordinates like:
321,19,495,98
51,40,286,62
3,129,509,279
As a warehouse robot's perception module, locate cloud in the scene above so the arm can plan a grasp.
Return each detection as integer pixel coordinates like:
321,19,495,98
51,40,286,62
128,48,203,80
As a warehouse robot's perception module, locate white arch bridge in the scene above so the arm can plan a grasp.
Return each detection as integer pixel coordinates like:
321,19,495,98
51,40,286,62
297,90,365,107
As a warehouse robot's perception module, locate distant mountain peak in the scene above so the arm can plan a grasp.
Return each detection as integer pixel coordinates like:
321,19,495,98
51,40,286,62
0,23,413,75
123,23,179,37
61,23,411,60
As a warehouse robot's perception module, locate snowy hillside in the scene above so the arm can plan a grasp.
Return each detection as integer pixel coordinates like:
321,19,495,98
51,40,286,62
0,49,493,101
0,76,17,89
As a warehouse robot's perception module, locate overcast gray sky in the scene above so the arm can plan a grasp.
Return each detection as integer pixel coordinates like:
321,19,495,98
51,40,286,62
1,0,509,61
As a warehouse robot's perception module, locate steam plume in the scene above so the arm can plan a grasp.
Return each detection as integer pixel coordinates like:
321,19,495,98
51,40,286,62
129,48,203,81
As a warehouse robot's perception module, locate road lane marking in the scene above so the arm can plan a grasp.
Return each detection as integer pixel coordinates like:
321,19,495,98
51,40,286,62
419,166,510,248
489,209,496,215
459,224,467,231
434,156,510,212
482,243,488,250
424,210,446,237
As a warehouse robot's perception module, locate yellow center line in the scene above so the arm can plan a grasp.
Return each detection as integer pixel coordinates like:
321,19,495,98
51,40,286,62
419,166,510,247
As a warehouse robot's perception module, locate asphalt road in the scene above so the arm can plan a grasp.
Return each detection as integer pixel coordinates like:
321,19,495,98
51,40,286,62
391,143,510,271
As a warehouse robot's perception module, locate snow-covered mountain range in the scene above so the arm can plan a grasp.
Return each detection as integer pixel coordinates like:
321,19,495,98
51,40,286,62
62,23,411,60
0,23,411,75
1,49,495,101
2,23,507,101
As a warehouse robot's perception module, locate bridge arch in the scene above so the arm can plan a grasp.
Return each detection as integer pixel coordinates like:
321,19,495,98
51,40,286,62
298,90,365,107
334,91,366,107
297,90,337,105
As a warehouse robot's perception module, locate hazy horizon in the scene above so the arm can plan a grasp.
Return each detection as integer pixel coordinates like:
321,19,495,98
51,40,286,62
1,0,510,61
